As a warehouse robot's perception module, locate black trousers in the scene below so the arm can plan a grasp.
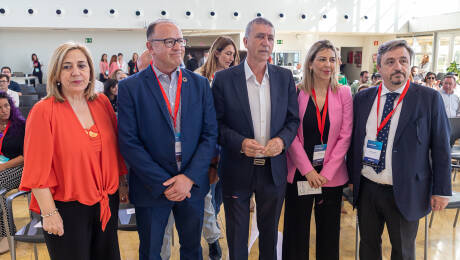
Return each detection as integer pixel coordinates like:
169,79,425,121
358,177,419,260
282,171,343,260
43,192,121,260
223,161,286,260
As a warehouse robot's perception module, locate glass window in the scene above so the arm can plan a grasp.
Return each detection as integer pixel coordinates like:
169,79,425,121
274,52,300,67
437,37,450,73
453,36,460,65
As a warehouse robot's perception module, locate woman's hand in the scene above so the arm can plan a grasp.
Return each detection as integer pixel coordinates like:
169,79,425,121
42,212,64,236
305,169,325,188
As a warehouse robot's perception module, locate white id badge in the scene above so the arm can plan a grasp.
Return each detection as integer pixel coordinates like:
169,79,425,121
363,140,382,166
312,144,327,166
297,181,322,196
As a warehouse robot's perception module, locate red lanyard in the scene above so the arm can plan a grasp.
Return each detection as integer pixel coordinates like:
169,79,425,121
376,80,410,137
150,62,182,129
0,121,11,156
311,88,328,144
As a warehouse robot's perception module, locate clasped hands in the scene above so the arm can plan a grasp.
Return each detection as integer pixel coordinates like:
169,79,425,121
163,174,194,202
241,137,284,157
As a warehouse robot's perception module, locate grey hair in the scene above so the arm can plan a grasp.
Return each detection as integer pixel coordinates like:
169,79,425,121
146,19,179,40
244,17,274,38
377,39,414,66
443,74,456,82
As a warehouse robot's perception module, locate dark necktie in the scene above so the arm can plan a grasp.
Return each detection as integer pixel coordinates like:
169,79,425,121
374,92,399,173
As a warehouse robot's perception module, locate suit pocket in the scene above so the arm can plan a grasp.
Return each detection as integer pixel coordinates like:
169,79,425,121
414,117,427,145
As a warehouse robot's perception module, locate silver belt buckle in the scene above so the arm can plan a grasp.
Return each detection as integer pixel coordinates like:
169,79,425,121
253,158,265,166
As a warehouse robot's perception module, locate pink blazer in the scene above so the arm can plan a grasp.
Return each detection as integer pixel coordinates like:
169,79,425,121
286,85,353,187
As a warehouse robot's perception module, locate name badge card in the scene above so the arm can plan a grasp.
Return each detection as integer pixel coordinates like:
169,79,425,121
175,133,182,163
312,144,327,166
0,155,9,164
297,181,322,196
363,140,382,166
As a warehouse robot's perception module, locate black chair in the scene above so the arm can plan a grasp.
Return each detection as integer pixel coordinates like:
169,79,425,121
19,85,36,95
19,94,38,107
118,203,137,231
0,189,45,260
35,84,47,99
19,107,32,119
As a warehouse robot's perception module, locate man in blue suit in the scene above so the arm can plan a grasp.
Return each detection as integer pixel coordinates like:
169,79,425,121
118,19,217,260
212,17,299,259
348,39,452,260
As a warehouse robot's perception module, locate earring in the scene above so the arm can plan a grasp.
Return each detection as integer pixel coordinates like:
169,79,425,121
56,82,61,87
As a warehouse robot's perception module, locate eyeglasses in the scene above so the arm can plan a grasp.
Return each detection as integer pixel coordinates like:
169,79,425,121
427,77,436,80
149,38,187,48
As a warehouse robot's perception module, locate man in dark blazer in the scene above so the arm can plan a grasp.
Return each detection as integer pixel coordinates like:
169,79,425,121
348,39,452,260
118,19,217,260
212,17,299,260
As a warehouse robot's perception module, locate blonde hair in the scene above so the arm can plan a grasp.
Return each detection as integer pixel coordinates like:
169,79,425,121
298,40,339,94
46,42,97,102
199,36,240,80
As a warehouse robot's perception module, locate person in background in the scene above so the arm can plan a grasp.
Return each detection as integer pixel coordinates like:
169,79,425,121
357,84,370,92
117,53,128,74
0,74,20,107
439,74,460,118
103,79,118,113
99,53,109,82
109,55,119,78
370,72,382,86
283,40,352,260
186,53,199,71
19,42,127,260
0,92,25,254
335,47,348,86
111,69,128,82
0,67,21,93
31,53,43,85
424,72,440,90
350,71,369,95
410,65,423,84
128,52,139,75
198,51,209,67
137,50,153,71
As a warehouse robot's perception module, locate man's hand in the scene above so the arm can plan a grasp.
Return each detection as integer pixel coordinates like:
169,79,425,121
262,137,284,157
431,195,449,211
163,174,194,202
241,139,265,157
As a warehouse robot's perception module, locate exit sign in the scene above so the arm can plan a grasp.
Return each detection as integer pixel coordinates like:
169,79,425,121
85,37,93,43
277,40,283,44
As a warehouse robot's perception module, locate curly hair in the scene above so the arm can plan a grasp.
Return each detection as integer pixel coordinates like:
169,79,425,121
0,92,25,136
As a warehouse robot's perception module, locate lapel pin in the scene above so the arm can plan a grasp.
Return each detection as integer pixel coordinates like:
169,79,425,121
183,77,188,82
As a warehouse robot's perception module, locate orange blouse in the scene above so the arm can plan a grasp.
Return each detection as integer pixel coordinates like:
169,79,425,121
19,94,127,231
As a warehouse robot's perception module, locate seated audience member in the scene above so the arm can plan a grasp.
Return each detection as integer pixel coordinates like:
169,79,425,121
0,67,21,93
103,79,118,113
424,72,440,90
0,74,19,107
370,72,382,86
0,91,25,253
128,53,139,75
108,55,119,78
111,69,128,81
440,74,460,118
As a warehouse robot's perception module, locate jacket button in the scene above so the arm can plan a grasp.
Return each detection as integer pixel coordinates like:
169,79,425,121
393,150,398,153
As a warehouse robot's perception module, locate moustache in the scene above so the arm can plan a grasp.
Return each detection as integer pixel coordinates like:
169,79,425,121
390,71,405,77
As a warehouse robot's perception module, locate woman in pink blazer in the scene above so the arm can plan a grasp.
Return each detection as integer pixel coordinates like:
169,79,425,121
282,40,353,260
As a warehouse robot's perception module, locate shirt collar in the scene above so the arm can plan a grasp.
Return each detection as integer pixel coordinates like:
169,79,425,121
381,81,405,96
152,64,180,79
244,59,269,81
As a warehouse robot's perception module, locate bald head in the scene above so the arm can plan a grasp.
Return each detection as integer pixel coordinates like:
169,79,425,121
137,50,153,71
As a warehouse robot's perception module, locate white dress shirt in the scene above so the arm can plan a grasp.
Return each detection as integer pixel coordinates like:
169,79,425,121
244,60,271,156
7,89,19,108
118,61,129,73
361,83,405,185
439,89,460,118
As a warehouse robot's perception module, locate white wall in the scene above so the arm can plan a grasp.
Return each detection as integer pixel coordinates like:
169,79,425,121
0,0,415,33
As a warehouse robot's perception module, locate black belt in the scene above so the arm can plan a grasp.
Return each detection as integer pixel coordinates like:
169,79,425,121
361,176,393,189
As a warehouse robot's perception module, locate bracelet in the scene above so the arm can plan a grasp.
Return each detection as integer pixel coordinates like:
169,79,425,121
41,209,58,218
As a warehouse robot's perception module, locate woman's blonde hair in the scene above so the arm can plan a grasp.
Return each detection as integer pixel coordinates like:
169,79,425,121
46,42,97,102
298,40,339,94
200,36,240,80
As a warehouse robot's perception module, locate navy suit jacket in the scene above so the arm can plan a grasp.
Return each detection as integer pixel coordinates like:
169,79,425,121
212,62,299,193
118,66,218,207
347,83,452,221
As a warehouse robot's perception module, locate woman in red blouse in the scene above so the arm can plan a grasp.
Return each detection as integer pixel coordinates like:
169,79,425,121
19,42,127,260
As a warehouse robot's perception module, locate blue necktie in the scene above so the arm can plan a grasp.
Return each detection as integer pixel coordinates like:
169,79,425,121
374,92,399,173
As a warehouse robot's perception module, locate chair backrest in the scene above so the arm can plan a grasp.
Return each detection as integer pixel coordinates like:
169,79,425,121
13,72,25,77
35,84,47,98
19,94,39,107
449,117,460,147
19,85,36,95
19,106,33,119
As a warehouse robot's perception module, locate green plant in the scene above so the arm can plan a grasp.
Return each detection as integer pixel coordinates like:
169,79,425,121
446,61,460,83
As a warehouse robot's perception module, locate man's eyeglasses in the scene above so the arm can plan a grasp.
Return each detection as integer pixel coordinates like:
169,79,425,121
149,38,187,48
